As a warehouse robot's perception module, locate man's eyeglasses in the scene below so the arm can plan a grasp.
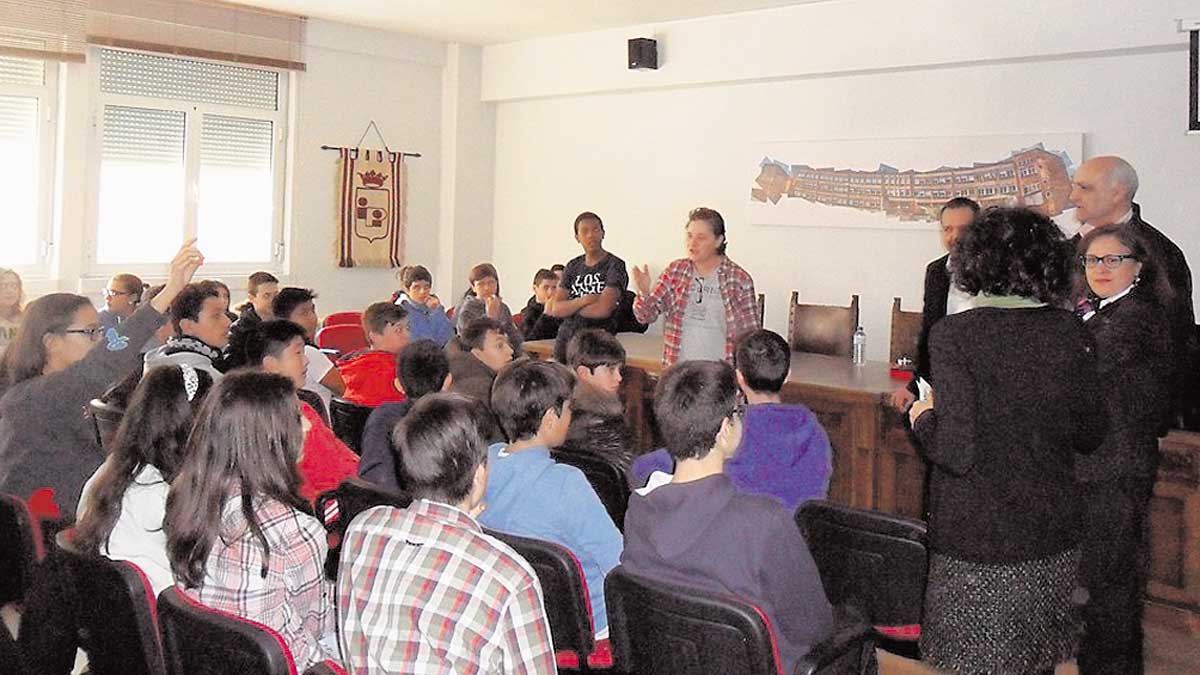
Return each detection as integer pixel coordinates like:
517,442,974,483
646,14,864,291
102,288,133,298
1079,254,1138,270
61,326,104,340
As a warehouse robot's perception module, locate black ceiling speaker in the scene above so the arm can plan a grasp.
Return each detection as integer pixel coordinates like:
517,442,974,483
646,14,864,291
628,38,658,70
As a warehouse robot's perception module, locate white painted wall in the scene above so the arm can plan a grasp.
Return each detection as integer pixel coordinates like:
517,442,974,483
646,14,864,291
486,0,1200,360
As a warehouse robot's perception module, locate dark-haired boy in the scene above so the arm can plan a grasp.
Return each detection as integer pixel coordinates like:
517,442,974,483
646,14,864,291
520,268,563,341
245,320,360,503
337,302,410,406
632,329,832,510
565,329,634,470
338,394,556,673
546,212,629,362
359,340,452,492
480,359,623,637
272,287,346,411
446,317,514,407
143,280,230,380
622,360,833,674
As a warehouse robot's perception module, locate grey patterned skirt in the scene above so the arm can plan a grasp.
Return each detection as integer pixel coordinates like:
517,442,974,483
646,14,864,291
921,548,1082,675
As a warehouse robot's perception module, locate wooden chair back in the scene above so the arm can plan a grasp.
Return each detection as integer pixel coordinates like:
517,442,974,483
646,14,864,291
888,297,923,367
787,293,860,358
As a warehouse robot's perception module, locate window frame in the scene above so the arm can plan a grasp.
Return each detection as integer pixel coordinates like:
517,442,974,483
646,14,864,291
0,58,59,278
84,46,289,278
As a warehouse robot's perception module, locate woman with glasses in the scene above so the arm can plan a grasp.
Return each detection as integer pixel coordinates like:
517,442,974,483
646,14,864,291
1073,225,1173,674
0,241,205,518
907,207,1104,675
0,268,23,353
97,273,146,332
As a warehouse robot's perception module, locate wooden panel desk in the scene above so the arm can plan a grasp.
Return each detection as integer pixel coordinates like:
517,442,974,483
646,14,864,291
526,334,1200,630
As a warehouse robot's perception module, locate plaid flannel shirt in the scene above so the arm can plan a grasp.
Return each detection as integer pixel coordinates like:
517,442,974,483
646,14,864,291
632,256,760,366
338,499,557,674
187,496,335,671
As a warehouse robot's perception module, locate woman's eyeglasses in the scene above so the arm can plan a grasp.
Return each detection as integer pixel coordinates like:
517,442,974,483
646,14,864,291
1079,254,1137,270
102,288,133,298
61,326,104,340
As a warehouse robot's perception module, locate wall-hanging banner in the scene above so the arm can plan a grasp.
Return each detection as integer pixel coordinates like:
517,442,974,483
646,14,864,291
336,147,405,268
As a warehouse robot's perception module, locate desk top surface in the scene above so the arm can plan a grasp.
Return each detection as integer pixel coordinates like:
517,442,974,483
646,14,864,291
525,333,903,398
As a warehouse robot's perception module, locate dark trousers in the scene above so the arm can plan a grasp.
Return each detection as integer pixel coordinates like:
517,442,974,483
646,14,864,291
1078,475,1155,675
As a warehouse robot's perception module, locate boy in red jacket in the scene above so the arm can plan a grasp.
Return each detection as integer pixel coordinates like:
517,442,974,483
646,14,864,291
337,302,410,406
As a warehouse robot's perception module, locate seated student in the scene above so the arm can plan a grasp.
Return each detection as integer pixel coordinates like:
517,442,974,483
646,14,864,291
338,394,556,673
0,267,24,353
272,287,346,412
622,360,833,673
208,279,239,323
165,371,336,670
394,265,453,347
455,262,523,352
143,280,231,380
633,329,832,510
359,340,451,492
337,302,410,406
565,329,634,471
480,358,623,636
244,320,359,503
520,267,563,341
228,271,279,346
97,273,146,331
446,317,514,405
75,364,214,593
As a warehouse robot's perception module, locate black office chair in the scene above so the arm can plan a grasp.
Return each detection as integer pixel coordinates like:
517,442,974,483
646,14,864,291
0,492,45,607
296,389,330,427
552,447,631,532
796,500,928,649
328,397,374,454
605,566,875,675
158,587,345,675
485,529,612,671
314,477,410,580
88,398,126,452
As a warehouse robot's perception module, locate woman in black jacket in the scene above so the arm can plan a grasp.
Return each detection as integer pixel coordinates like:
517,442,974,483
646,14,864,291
1074,225,1173,675
908,207,1105,675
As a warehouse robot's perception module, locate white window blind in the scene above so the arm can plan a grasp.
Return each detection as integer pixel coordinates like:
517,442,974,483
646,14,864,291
0,0,86,63
198,115,274,263
0,93,41,266
99,48,278,110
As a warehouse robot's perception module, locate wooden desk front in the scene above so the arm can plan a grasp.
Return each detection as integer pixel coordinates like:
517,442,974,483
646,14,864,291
526,334,1200,629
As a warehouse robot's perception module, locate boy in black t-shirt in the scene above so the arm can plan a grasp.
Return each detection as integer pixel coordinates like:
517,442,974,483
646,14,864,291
546,211,629,362
520,267,564,341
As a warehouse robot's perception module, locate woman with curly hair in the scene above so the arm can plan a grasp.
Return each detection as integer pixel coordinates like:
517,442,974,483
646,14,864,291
908,206,1105,675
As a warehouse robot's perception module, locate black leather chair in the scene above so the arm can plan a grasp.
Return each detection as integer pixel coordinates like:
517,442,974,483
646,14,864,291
88,398,126,452
328,397,374,455
56,544,165,675
0,492,45,606
796,500,928,647
485,529,612,671
314,477,410,580
158,587,345,675
296,389,330,427
605,566,875,675
552,447,631,532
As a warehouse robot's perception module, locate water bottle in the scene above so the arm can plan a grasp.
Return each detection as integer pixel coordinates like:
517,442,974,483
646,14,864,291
852,326,866,366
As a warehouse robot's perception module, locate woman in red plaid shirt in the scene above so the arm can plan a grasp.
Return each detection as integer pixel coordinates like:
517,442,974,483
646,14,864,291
632,207,760,366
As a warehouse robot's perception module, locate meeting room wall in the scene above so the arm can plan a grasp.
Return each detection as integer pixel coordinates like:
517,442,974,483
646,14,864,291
483,0,1199,361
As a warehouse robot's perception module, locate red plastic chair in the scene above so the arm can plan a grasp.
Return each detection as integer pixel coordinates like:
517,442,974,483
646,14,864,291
321,311,361,329
315,324,367,356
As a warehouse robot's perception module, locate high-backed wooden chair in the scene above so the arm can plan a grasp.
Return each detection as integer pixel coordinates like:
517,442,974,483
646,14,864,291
787,293,860,358
755,293,765,328
888,297,923,367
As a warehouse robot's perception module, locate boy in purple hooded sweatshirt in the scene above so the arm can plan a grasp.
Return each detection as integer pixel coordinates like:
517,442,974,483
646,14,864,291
632,329,832,509
621,360,833,673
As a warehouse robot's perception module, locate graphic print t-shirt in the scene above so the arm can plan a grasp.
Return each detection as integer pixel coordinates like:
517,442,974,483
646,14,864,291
560,253,629,334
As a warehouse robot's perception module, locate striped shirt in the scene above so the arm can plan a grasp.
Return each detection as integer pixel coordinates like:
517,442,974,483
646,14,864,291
338,499,557,674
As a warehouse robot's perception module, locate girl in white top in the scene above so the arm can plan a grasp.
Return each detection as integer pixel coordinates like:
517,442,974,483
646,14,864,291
75,363,214,593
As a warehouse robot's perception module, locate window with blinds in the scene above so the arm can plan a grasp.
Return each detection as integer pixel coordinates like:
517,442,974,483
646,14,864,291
92,47,286,270
0,54,51,270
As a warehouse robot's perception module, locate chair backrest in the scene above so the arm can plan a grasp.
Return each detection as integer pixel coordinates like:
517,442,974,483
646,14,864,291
0,492,45,605
328,397,374,454
88,398,126,452
484,529,595,660
315,478,411,580
796,500,928,628
58,547,165,675
888,297,923,367
552,448,631,532
321,311,361,329
295,389,329,427
787,293,860,358
158,587,296,675
605,566,782,675
315,324,367,356
756,293,765,328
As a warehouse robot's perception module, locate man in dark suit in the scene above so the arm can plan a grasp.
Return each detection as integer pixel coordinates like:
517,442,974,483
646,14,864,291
1069,156,1196,427
890,197,979,411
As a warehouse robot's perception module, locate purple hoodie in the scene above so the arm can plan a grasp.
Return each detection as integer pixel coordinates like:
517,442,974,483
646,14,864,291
632,403,832,510
621,473,833,673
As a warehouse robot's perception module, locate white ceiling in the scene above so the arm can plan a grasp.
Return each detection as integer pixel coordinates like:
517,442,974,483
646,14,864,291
227,0,832,45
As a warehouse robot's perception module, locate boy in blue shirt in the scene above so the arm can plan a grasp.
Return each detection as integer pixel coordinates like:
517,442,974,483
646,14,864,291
480,358,623,637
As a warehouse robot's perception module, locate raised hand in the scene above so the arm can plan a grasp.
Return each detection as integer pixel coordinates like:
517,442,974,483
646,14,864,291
632,264,652,296
151,239,205,313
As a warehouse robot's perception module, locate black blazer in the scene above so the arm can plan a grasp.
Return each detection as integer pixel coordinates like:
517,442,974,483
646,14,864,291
908,254,951,395
1076,289,1173,482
